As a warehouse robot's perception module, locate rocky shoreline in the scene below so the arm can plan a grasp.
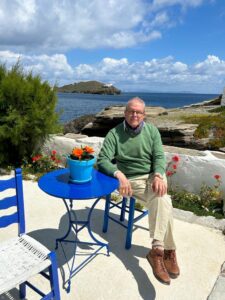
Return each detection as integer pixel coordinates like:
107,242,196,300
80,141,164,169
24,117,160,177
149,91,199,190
63,95,224,151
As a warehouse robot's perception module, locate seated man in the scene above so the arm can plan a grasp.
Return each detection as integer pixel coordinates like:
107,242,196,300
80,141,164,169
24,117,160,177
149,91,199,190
97,97,180,285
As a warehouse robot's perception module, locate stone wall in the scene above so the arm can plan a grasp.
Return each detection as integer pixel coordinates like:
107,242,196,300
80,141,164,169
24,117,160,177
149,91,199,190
221,87,225,106
42,134,225,198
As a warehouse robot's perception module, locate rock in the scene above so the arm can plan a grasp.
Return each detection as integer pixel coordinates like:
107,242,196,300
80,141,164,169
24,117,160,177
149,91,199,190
64,133,88,139
219,147,225,153
84,102,224,150
64,96,223,150
64,114,95,134
165,149,225,196
42,135,225,196
81,105,167,137
42,134,104,165
221,87,225,106
156,122,199,148
173,208,225,231
79,105,212,149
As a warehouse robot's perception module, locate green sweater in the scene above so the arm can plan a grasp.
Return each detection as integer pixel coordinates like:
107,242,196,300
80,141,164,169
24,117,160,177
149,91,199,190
97,122,166,178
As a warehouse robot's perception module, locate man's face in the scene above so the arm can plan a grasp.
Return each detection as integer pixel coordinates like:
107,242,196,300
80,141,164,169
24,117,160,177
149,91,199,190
124,101,145,128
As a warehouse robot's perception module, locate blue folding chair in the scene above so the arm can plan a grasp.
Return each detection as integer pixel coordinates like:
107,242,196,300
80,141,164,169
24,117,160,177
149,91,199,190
103,196,148,249
0,169,60,299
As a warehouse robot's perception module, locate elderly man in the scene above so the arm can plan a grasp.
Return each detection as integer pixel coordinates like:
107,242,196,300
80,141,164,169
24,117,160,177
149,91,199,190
97,97,180,285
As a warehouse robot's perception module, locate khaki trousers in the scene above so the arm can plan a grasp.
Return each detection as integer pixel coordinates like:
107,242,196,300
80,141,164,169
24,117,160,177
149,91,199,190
129,174,176,250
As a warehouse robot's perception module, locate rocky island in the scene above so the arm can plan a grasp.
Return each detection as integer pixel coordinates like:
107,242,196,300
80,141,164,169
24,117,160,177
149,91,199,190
57,80,121,95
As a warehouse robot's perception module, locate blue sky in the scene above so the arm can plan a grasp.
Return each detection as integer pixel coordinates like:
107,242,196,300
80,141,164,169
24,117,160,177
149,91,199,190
0,0,225,93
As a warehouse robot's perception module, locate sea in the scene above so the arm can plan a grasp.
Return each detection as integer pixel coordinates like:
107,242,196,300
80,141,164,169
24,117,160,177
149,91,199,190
56,92,219,124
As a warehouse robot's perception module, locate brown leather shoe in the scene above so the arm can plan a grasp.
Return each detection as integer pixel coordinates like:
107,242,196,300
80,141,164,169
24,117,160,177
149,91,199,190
146,248,171,285
164,250,180,278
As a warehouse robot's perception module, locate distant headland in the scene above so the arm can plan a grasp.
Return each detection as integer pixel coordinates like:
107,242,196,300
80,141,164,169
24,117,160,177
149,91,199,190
57,80,121,95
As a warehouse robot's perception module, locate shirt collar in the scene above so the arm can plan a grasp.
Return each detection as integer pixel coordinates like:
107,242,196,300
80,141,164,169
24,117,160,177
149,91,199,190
123,120,145,136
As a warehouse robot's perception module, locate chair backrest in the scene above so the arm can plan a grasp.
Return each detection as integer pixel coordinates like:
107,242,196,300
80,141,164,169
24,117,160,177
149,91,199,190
0,168,25,235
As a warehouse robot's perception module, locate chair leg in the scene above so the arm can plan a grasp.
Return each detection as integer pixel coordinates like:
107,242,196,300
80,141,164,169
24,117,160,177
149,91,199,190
48,252,60,300
19,283,26,299
120,197,127,221
103,194,110,233
125,197,135,250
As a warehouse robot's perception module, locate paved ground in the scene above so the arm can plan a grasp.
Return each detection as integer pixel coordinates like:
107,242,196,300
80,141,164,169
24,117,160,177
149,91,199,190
0,178,225,300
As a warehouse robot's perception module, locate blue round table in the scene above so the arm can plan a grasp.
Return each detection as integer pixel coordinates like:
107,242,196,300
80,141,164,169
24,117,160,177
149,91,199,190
38,168,118,200
38,168,118,292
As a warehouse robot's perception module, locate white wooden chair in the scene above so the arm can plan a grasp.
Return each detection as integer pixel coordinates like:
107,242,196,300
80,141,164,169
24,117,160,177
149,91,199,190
0,168,60,299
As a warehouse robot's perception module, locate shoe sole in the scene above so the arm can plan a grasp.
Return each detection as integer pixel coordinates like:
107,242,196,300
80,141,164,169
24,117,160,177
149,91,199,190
146,254,170,285
167,272,180,279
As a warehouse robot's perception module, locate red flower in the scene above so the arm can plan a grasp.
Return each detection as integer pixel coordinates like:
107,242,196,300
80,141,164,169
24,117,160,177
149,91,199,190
214,174,221,180
172,164,177,170
32,154,42,162
166,171,173,177
52,150,57,155
172,155,179,162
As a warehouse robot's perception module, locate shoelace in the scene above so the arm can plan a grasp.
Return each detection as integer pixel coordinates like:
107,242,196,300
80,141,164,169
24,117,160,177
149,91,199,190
164,251,177,264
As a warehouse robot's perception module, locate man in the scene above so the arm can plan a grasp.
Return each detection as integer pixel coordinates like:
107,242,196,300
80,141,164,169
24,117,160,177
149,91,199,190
97,97,180,285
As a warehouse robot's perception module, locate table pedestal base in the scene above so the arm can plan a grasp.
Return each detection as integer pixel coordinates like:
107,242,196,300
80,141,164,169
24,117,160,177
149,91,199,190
56,197,109,293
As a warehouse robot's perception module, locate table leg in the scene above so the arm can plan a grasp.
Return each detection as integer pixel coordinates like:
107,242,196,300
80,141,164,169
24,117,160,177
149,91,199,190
55,198,75,250
103,194,110,233
56,196,109,291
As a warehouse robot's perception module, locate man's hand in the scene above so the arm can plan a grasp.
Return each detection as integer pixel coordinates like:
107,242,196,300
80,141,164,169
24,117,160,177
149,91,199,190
115,171,133,197
151,176,167,197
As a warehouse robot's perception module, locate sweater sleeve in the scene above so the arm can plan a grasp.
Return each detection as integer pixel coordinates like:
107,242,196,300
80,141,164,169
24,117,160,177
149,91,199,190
97,130,118,177
151,127,166,176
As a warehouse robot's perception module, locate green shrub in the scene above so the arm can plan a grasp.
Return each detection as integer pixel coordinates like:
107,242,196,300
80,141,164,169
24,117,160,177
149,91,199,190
0,62,61,166
209,106,225,113
182,111,225,149
170,189,224,219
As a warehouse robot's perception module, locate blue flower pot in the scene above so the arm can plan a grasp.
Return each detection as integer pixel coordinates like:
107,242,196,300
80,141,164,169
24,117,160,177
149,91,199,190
67,156,96,183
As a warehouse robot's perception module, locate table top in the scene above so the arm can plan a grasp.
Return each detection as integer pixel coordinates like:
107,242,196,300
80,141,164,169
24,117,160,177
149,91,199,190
38,168,119,200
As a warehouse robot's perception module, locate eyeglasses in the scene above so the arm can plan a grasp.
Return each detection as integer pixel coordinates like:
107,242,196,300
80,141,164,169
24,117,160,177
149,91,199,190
126,110,145,116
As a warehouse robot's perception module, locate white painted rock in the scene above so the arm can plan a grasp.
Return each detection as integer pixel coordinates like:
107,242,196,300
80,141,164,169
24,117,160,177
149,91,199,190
43,135,225,206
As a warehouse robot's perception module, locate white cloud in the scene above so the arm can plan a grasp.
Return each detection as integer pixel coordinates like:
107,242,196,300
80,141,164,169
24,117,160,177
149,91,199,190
194,55,225,78
72,55,225,93
0,0,209,52
0,51,73,84
1,51,224,93
151,0,204,10
0,0,154,51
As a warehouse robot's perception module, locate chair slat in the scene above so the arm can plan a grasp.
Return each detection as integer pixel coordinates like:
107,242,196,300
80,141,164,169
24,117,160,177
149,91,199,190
0,212,18,228
0,178,15,192
0,195,17,209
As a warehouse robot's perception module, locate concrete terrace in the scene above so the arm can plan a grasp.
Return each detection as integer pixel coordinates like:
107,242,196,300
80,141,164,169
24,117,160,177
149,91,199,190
0,176,225,300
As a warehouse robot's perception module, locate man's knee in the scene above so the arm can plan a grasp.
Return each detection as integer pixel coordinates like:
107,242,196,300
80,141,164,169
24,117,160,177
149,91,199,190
151,193,173,210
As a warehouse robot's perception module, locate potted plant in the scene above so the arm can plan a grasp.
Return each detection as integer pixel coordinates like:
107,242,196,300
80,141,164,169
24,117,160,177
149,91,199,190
67,145,96,183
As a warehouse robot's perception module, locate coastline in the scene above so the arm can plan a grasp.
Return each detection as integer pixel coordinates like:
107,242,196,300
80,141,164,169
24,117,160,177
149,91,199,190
57,91,220,123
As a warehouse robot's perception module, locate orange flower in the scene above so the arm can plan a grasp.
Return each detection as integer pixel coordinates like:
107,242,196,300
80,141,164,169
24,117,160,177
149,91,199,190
70,145,95,160
72,148,84,159
83,146,94,154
